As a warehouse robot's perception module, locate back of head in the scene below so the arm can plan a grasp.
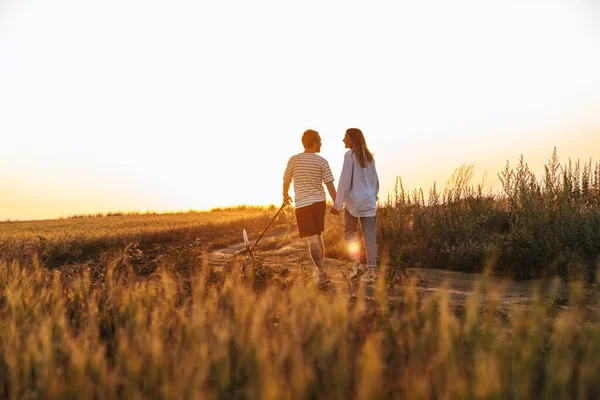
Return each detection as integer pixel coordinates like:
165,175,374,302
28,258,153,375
346,128,374,168
302,129,320,149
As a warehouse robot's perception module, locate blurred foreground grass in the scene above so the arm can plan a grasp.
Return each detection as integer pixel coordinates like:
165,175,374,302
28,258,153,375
1,254,598,399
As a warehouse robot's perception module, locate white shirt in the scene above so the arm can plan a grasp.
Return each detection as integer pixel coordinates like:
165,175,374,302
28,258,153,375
333,150,379,217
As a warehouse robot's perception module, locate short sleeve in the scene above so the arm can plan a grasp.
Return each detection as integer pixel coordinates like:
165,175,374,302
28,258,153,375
322,160,334,184
283,158,293,183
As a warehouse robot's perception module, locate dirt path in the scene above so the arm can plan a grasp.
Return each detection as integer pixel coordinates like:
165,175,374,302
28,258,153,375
209,232,574,309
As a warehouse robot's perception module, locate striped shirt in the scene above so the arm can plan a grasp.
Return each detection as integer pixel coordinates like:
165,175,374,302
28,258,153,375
283,153,335,209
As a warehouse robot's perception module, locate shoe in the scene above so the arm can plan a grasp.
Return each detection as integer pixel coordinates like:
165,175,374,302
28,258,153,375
361,270,376,284
315,272,330,287
349,263,365,279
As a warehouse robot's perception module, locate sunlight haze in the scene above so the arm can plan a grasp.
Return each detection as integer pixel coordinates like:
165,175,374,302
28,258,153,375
1,0,599,220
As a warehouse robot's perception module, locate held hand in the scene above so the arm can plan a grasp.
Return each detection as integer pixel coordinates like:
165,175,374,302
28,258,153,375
283,194,293,206
329,207,340,216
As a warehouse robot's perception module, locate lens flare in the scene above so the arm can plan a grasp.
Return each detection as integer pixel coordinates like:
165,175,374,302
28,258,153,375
347,242,360,255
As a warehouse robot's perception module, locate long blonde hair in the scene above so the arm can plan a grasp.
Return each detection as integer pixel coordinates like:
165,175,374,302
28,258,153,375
347,128,374,168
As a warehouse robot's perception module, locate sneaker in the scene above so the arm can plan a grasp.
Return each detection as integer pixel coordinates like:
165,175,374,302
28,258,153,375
349,264,365,279
315,272,330,287
361,270,376,284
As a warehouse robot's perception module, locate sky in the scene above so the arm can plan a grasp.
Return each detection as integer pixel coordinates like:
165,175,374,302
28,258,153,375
1,0,599,220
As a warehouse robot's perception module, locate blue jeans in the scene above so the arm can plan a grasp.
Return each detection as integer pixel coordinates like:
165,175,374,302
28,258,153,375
344,209,377,267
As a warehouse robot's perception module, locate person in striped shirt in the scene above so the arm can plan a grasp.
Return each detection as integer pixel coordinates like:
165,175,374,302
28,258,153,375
283,129,337,287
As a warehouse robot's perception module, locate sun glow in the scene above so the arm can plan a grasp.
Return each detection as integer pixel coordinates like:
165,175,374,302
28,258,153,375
1,1,599,220
347,242,361,256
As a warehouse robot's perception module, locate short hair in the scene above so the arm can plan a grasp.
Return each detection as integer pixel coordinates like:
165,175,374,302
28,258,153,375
301,129,320,149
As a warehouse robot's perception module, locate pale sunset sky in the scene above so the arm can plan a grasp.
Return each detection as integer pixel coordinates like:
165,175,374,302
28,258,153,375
1,1,599,220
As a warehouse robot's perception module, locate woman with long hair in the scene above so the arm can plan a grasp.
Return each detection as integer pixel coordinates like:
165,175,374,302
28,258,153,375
330,128,379,283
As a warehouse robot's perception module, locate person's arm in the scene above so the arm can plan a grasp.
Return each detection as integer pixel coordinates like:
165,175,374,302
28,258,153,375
321,159,336,204
332,152,353,212
283,158,293,204
282,181,292,205
375,162,380,202
326,181,337,204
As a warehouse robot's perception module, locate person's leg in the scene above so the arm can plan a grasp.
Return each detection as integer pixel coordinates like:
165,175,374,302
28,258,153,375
317,234,325,264
360,215,377,281
344,209,359,260
314,201,326,265
306,234,325,274
344,209,363,277
360,216,377,268
298,202,328,285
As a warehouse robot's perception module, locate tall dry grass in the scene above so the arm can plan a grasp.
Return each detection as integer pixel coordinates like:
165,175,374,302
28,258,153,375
1,255,598,399
379,148,600,280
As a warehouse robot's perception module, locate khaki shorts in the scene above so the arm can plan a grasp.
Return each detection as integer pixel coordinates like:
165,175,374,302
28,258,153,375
295,201,326,238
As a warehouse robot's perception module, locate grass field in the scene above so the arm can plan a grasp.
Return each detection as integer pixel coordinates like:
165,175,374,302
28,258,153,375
1,203,599,399
378,150,600,281
0,207,290,270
